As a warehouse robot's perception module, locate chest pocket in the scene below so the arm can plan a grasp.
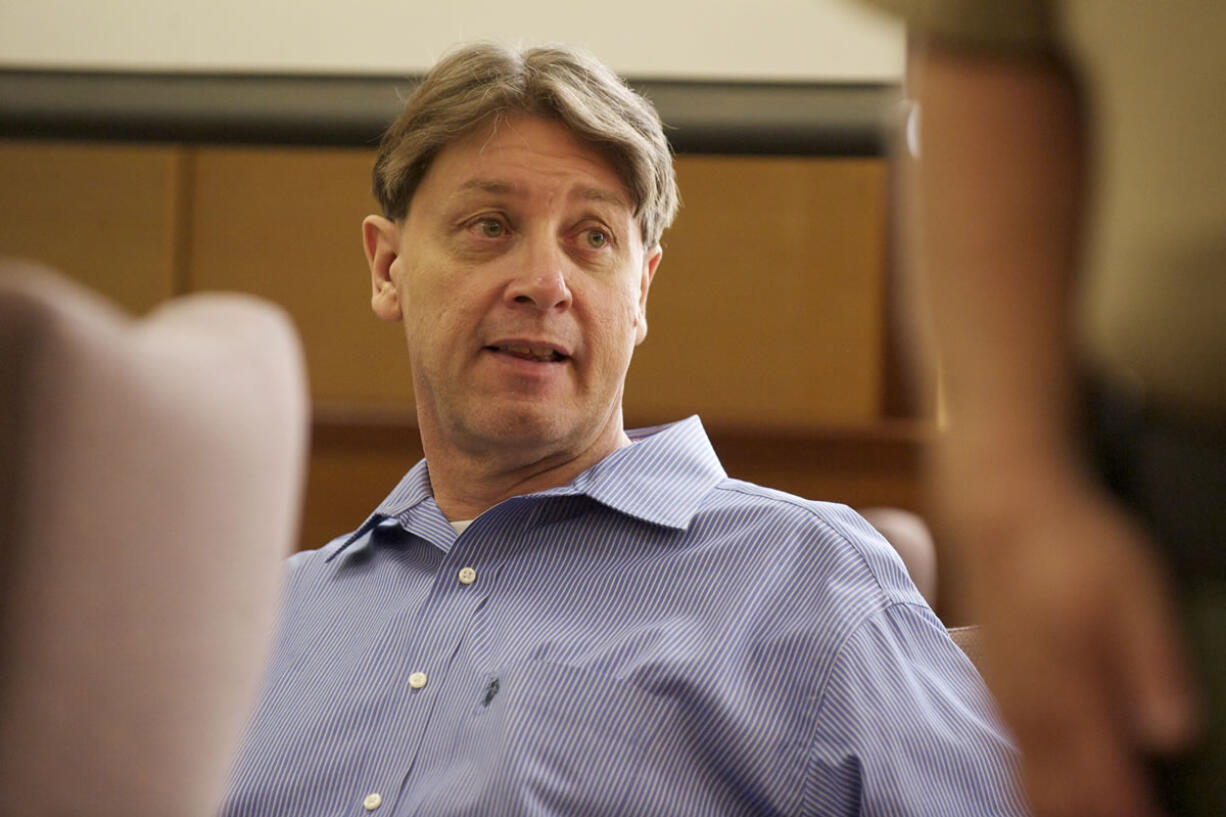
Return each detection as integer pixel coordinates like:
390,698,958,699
414,660,671,816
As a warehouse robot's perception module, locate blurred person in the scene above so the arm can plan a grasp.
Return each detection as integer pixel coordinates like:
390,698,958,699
856,2,1226,815
218,41,1027,817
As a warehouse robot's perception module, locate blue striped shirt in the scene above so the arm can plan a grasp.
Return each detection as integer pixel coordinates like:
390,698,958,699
222,416,1027,816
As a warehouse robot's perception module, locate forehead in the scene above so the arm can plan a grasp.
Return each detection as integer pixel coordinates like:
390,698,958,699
415,115,633,211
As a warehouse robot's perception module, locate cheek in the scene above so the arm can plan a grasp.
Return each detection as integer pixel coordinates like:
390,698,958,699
399,283,444,354
406,305,460,357
587,291,643,361
620,281,647,331
401,265,464,329
404,279,496,366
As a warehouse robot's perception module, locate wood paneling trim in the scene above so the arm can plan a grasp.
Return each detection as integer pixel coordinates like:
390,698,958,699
0,70,901,155
302,413,933,553
311,412,931,451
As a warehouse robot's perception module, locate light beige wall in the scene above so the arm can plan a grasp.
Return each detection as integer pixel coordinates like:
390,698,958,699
0,1,902,80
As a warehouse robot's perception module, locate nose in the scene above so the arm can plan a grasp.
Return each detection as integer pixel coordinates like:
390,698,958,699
504,234,573,311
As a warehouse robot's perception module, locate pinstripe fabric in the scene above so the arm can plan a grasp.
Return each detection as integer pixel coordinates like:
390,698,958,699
221,416,1027,817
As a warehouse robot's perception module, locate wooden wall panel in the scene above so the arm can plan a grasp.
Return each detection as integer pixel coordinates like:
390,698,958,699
304,423,426,548
187,148,887,430
0,137,949,618
304,418,929,553
0,140,182,313
2,141,922,567
626,156,887,430
186,146,414,409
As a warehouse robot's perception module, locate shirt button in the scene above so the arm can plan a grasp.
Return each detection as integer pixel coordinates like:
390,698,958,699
363,792,382,811
409,671,428,689
458,566,477,585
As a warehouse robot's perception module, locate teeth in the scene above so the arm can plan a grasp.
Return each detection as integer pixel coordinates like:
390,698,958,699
499,344,560,361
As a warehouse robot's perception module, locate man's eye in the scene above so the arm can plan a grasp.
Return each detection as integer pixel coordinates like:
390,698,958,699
477,219,505,238
584,229,609,249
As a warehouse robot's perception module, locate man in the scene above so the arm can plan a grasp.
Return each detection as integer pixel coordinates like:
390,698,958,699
855,3,1226,816
221,42,1025,816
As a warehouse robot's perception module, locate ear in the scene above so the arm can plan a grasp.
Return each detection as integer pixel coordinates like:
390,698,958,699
363,215,403,322
633,245,663,346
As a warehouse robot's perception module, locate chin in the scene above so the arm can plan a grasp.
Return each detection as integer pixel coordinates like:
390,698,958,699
469,407,582,451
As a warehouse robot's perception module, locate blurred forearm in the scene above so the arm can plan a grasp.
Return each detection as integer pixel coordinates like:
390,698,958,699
909,44,1090,525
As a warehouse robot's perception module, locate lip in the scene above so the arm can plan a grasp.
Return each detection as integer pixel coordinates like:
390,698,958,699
483,338,573,363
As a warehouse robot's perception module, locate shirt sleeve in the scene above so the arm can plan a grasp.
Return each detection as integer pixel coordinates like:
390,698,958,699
859,0,1056,53
801,603,1030,816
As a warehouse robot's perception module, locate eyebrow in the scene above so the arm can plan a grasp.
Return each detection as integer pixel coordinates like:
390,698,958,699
455,179,629,210
574,186,629,209
458,179,515,196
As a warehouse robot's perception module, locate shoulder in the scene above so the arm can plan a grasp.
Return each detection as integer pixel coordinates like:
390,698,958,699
278,530,366,602
697,478,925,609
662,478,931,689
286,531,354,571
801,602,1027,815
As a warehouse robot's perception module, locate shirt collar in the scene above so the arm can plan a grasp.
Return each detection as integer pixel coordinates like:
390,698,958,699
329,415,724,560
327,458,435,560
560,415,726,529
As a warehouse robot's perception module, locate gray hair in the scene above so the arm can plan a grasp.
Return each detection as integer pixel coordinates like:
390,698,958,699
372,42,679,247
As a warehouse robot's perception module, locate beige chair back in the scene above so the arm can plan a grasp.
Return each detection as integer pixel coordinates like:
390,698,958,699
0,261,308,816
947,625,986,672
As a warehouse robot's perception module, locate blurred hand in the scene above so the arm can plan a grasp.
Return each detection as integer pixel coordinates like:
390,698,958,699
954,478,1199,817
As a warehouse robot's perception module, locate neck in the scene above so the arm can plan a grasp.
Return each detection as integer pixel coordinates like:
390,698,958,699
422,421,632,521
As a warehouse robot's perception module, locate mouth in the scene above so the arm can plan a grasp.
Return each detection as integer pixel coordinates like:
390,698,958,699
485,342,569,363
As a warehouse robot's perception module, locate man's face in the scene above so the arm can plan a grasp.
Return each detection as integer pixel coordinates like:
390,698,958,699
365,114,661,464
